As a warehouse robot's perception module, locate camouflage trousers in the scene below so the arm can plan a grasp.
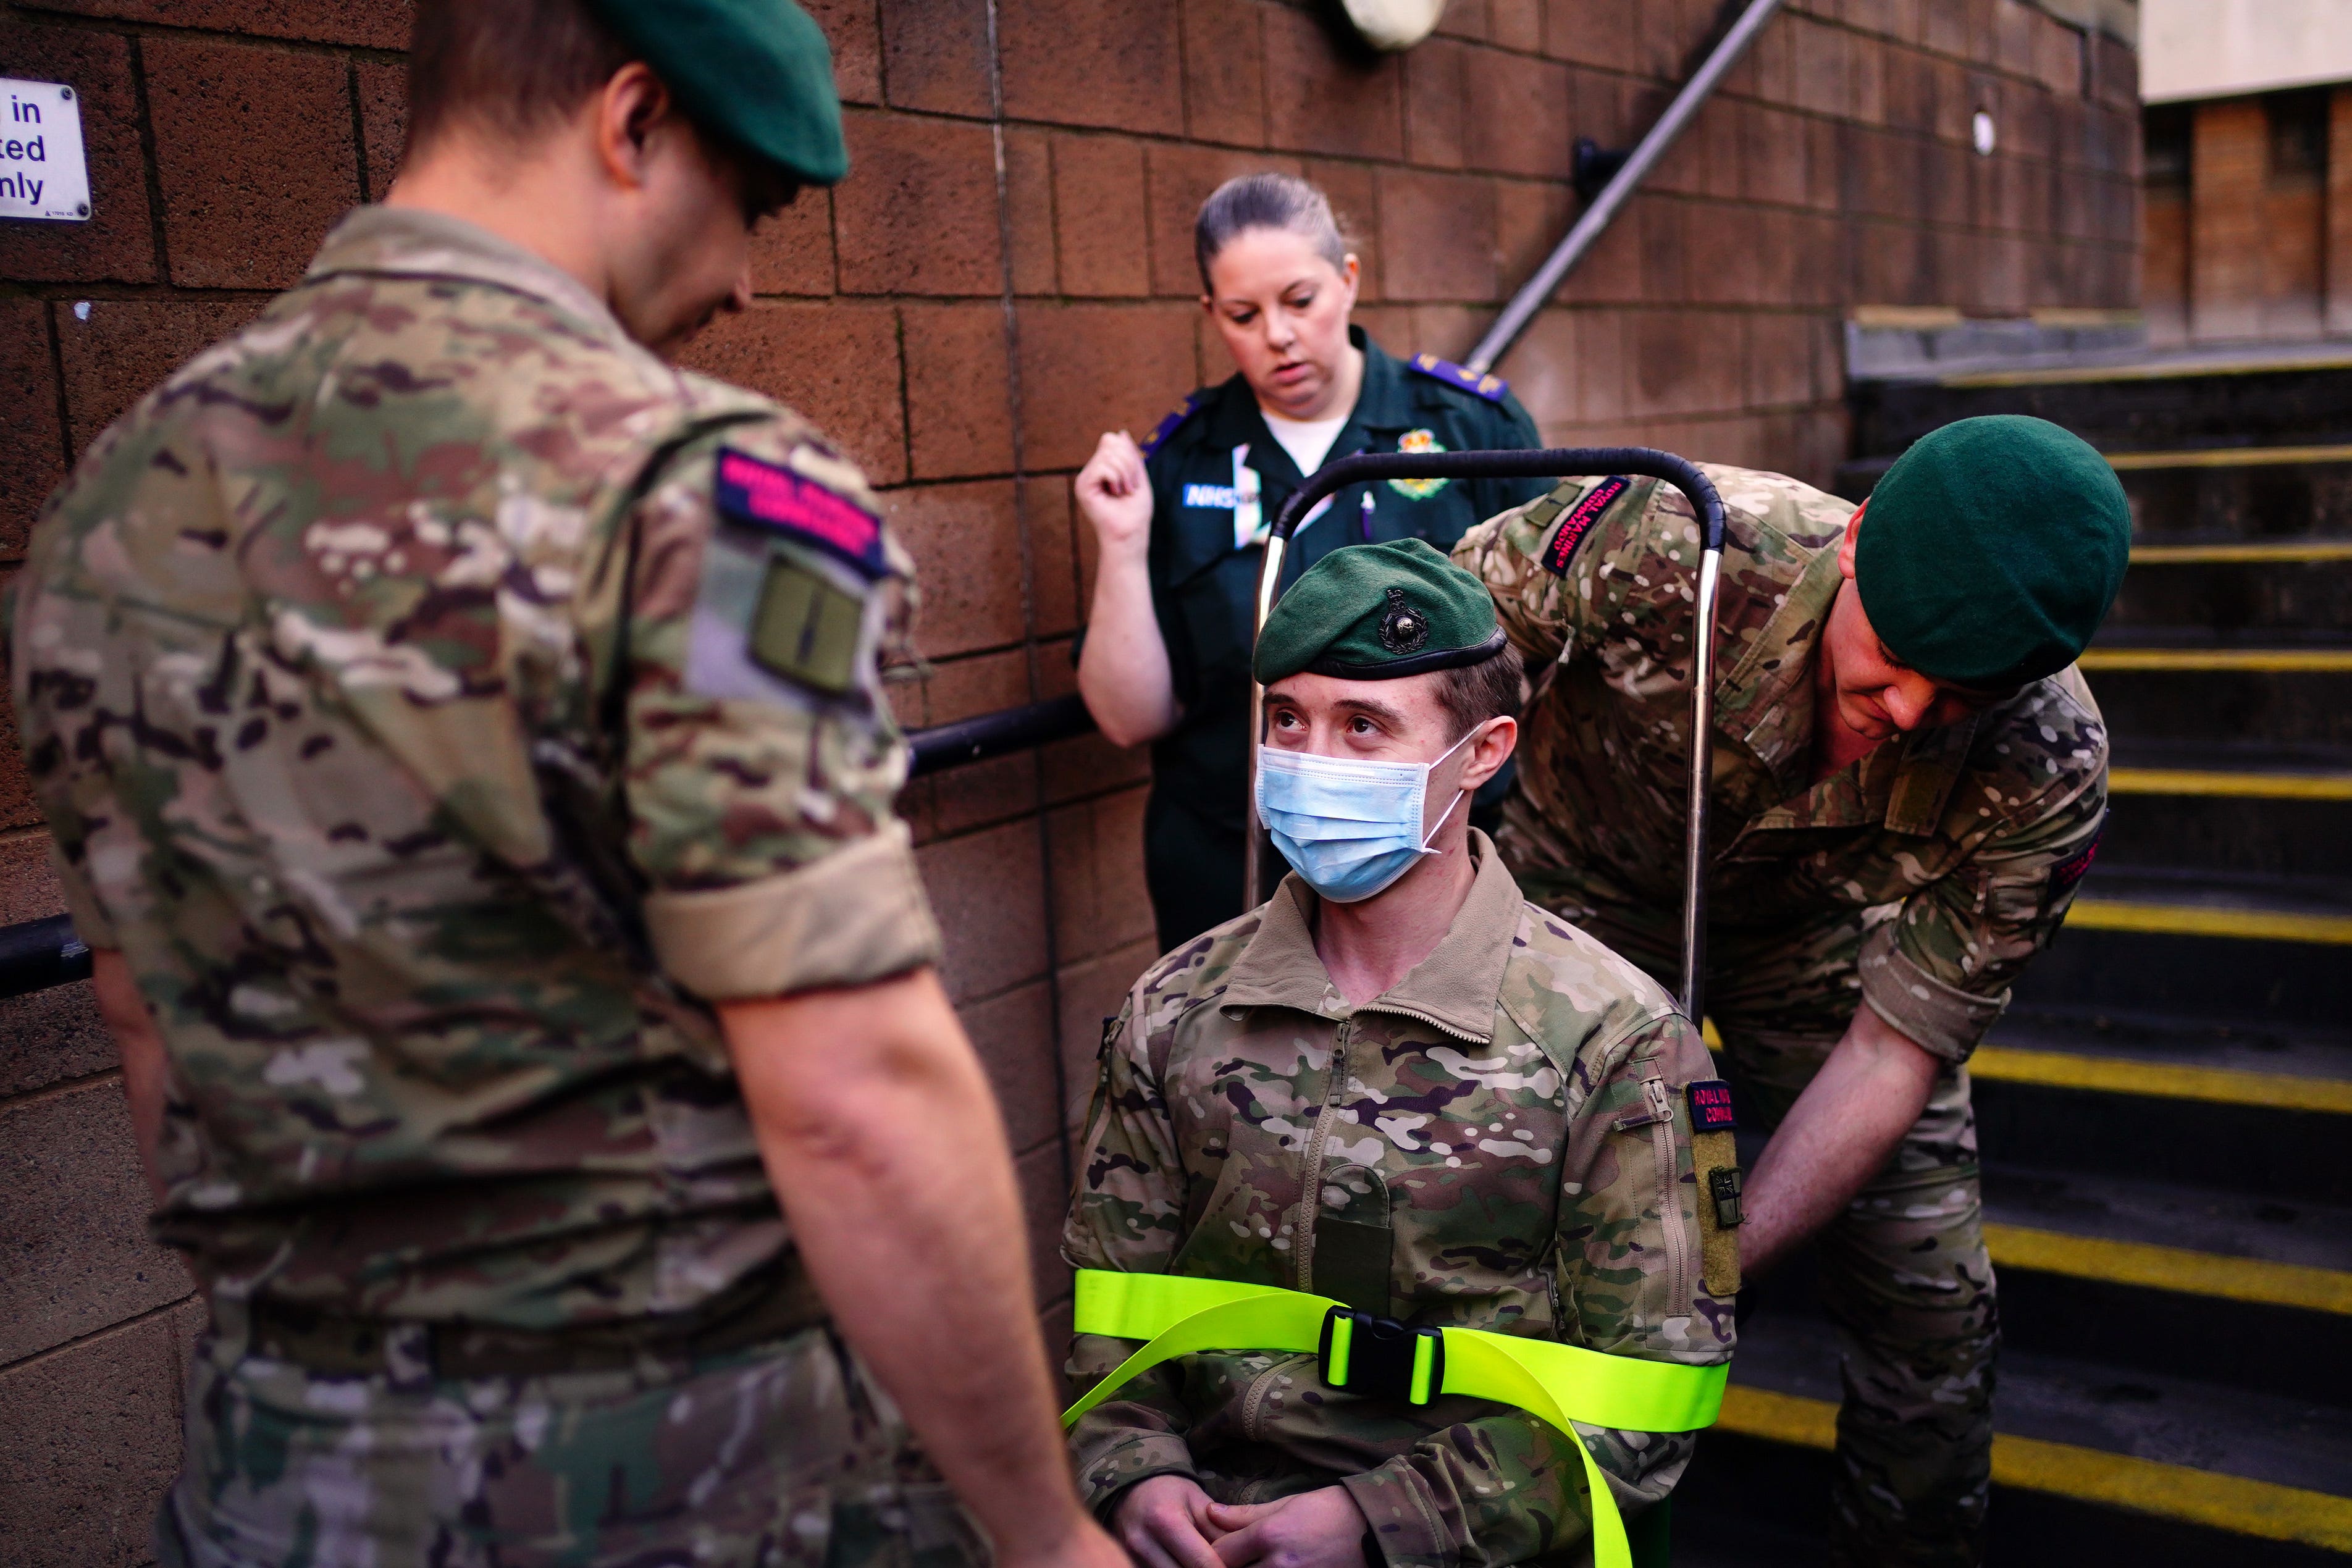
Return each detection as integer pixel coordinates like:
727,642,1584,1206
157,1306,990,1568
1524,876,1997,1568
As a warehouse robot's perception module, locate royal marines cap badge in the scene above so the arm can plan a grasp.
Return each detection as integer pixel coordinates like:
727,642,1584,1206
1388,428,1449,500
1376,586,1431,655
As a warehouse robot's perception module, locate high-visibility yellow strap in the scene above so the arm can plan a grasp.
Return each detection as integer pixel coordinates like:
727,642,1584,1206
1071,1272,1728,1430
1063,1278,1335,1438
1062,1272,1729,1568
1072,1269,1295,1340
1438,1328,1728,1432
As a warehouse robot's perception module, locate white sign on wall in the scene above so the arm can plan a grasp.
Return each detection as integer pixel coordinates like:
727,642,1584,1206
0,78,91,222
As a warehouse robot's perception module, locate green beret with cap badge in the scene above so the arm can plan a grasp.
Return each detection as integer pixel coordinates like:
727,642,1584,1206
1254,538,1506,684
1855,414,2130,690
583,0,848,185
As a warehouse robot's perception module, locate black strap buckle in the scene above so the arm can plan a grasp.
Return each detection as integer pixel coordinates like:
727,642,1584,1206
1317,1306,1443,1405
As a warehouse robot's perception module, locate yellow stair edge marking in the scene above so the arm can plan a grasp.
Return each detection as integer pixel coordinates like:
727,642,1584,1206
2105,442,2352,471
2108,766,2352,800
1969,1043,2352,1114
1939,354,2352,388
1983,1221,2352,1316
2066,897,2352,945
2078,648,2352,673
1715,1386,2352,1551
2131,540,2352,563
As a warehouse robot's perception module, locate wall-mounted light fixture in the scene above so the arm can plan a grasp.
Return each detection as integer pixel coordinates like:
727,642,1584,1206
1341,0,1443,50
1972,109,1997,157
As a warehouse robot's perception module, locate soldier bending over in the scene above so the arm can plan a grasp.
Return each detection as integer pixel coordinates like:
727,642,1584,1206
1453,417,2128,1566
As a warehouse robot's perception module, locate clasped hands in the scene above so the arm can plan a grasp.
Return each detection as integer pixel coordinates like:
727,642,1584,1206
1113,1474,1372,1568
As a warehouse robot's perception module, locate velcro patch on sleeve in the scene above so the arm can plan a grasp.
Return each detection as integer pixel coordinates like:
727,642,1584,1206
749,558,864,696
716,447,888,579
1540,476,1629,576
1692,1130,1744,1298
1687,1078,1738,1133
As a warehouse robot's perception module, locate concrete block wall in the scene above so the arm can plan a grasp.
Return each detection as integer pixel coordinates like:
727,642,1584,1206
2145,85,2352,348
0,1,2138,1562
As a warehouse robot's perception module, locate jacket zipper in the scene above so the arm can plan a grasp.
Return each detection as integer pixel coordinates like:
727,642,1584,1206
1644,1077,1694,1313
1293,1018,1353,1294
1240,1017,1354,1438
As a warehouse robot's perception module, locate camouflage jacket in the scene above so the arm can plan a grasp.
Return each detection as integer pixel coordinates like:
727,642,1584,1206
1453,468,2108,1063
1062,834,1734,1568
8,207,938,1331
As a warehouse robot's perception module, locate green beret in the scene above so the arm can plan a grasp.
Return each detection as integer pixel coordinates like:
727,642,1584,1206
1857,414,2130,689
1255,539,1506,684
585,0,848,186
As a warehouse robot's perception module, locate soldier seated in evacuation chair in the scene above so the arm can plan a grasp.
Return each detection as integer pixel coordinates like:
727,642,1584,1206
1060,539,1739,1568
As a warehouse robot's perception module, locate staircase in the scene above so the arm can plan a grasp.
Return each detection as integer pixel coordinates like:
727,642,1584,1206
1677,346,2352,1565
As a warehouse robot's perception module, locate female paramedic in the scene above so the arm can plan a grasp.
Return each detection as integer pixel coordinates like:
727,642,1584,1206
1074,173,1551,952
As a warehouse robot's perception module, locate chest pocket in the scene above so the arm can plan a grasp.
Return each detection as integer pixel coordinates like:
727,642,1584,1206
1173,1117,1306,1286
1312,1163,1393,1315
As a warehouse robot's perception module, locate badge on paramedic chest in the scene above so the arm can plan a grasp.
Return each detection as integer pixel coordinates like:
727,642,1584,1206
1176,443,1264,552
1231,444,1265,550
1387,429,1448,500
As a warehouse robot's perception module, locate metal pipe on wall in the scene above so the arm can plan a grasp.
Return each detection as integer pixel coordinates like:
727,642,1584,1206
1465,0,1786,377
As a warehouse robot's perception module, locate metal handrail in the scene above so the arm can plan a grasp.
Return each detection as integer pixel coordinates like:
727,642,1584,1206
0,695,1106,1002
0,913,89,1001
1466,0,1783,375
1245,448,1727,1021
909,692,1095,776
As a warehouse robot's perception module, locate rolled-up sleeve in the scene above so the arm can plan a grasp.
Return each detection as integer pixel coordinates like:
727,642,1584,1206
618,421,941,1000
1862,700,2109,1062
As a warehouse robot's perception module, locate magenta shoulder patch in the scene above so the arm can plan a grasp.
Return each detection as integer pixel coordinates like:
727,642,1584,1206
1686,1078,1737,1133
2048,815,2104,900
715,447,888,578
1541,475,1630,577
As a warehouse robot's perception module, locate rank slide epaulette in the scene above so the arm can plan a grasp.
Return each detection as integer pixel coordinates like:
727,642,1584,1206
1407,352,1510,403
1141,391,1209,457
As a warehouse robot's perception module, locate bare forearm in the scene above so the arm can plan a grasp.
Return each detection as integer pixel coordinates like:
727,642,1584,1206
1077,547,1178,746
91,949,170,1205
723,973,1091,1566
1738,1005,1940,1277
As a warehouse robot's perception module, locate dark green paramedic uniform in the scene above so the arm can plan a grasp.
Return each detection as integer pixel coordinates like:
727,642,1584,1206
1136,327,1548,951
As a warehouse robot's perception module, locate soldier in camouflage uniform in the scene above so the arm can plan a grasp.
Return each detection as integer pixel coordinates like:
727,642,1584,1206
1063,542,1737,1568
7,6,1125,1568
1453,417,2131,1566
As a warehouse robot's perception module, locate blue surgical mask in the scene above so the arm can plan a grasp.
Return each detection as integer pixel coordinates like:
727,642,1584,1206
1255,727,1478,903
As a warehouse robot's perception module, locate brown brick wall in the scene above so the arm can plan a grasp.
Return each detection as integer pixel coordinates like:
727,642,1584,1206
0,1,2138,1560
